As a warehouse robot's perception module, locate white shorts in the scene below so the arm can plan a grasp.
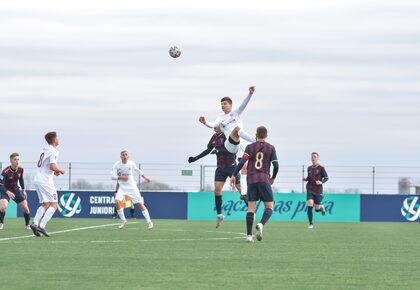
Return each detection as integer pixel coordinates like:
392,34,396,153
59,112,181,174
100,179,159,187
224,138,240,154
115,189,144,204
224,138,246,157
34,182,58,203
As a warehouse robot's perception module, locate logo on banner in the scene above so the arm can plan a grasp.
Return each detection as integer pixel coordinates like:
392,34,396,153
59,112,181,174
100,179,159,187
58,192,82,217
401,196,420,222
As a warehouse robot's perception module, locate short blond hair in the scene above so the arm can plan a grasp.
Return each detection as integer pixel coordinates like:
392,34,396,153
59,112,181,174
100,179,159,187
120,149,129,155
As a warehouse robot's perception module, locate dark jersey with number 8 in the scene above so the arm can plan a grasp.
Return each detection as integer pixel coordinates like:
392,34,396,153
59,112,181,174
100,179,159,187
242,141,278,185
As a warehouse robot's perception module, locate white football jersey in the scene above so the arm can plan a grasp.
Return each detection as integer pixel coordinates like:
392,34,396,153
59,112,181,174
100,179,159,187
206,93,253,138
111,160,143,192
214,111,244,137
34,145,59,183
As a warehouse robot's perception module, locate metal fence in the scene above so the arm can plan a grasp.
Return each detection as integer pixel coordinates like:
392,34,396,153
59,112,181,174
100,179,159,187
1,162,420,194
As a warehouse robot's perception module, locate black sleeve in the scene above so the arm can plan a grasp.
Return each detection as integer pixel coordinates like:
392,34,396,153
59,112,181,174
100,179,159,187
19,169,25,189
194,148,213,161
271,161,279,180
321,167,329,183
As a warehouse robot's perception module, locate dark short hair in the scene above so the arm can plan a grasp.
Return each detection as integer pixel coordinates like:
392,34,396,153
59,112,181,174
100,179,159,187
220,97,232,105
311,152,319,157
45,131,57,145
9,152,19,159
256,126,268,139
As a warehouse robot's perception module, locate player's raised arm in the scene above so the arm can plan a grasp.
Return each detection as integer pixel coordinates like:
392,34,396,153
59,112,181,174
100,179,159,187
236,86,255,115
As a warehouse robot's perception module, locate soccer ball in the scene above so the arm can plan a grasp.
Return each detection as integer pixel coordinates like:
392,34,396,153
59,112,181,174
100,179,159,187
169,45,181,58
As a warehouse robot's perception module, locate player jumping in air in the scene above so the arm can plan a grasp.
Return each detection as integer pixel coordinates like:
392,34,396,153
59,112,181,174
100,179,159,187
199,86,256,154
30,131,65,237
111,149,153,229
188,127,247,228
199,86,256,197
231,126,279,242
303,152,329,229
0,153,31,230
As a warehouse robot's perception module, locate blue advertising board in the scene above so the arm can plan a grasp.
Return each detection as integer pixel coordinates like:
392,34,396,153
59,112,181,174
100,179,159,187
361,195,420,222
18,191,188,219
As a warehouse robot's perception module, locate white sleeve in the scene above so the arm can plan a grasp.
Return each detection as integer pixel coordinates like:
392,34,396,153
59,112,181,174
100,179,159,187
205,116,222,128
111,164,119,180
235,93,253,115
132,163,144,176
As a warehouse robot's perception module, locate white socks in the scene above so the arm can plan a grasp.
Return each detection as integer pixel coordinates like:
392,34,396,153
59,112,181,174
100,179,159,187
142,210,152,223
240,174,248,196
39,207,56,229
117,209,126,221
33,206,46,226
238,129,256,143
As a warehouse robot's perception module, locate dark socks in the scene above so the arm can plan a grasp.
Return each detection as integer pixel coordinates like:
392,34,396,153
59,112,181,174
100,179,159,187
260,208,273,225
307,206,313,224
315,208,320,212
24,213,30,226
215,196,222,215
0,211,5,223
246,212,254,236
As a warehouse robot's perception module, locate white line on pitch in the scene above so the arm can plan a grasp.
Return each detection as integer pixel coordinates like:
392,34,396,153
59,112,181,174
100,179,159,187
8,236,246,244
0,222,140,242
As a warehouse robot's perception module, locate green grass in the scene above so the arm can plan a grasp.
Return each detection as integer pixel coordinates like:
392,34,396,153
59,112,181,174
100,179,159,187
0,218,419,290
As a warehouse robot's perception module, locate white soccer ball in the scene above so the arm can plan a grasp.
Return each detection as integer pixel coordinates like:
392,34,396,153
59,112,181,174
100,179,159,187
169,45,182,58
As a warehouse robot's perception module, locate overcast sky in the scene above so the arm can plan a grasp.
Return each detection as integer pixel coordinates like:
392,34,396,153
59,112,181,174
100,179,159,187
0,0,419,166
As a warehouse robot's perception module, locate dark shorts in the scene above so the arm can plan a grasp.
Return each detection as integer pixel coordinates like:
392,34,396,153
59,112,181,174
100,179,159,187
0,188,26,204
215,167,240,184
306,192,323,205
247,182,273,202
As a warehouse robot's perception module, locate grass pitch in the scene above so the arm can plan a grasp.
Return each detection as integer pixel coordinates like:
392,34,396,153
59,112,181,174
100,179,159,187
0,218,418,289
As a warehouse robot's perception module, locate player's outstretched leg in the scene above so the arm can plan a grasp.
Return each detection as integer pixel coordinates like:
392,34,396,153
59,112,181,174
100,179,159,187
238,129,256,143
